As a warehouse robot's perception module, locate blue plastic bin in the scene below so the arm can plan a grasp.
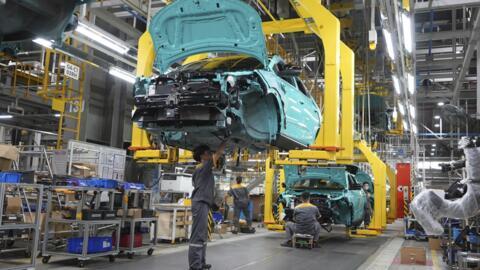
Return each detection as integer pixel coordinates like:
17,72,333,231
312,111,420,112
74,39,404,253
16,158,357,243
121,182,145,190
67,178,89,187
90,179,118,189
67,236,113,254
0,172,22,183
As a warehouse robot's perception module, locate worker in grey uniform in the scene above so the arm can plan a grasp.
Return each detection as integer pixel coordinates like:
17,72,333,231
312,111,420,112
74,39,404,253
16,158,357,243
281,191,321,247
227,176,255,234
363,182,373,228
188,141,227,270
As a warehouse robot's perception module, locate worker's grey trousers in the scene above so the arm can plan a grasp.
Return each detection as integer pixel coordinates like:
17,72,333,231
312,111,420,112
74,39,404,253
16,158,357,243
285,221,321,241
188,201,209,269
233,202,252,230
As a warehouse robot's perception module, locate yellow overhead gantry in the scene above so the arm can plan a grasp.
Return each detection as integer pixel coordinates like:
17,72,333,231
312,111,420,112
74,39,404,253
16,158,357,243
131,0,396,234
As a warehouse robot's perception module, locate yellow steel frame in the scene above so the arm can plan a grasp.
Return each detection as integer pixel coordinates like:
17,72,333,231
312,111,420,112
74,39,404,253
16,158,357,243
261,0,390,235
37,43,85,149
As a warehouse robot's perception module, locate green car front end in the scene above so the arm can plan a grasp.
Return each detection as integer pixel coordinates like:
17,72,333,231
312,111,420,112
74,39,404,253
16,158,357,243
280,165,373,229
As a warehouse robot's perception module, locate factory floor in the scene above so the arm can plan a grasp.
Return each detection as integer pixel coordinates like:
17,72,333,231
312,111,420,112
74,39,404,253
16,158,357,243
2,221,449,270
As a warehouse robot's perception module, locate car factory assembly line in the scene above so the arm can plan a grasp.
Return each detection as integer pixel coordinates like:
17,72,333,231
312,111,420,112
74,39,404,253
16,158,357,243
3,0,456,268
131,0,396,238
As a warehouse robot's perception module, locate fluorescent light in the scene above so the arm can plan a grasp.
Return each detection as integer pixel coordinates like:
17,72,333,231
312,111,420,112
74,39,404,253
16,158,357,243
432,144,436,147
434,124,440,128
0,115,13,119
409,103,415,119
430,153,434,156
438,102,445,106
403,120,409,130
76,22,129,55
392,75,401,95
434,115,440,119
407,73,415,94
33,38,53,49
54,113,61,117
412,124,417,134
398,103,405,116
383,29,395,60
109,67,136,84
402,13,413,53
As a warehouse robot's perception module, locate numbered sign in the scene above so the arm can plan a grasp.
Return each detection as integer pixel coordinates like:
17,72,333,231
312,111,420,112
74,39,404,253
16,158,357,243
64,63,80,80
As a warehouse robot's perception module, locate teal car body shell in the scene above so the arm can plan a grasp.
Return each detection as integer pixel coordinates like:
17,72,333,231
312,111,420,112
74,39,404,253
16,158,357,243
280,165,373,228
133,0,321,151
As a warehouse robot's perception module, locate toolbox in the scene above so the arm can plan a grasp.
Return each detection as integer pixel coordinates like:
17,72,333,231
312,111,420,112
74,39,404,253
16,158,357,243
142,209,155,218
82,209,103,220
67,236,113,254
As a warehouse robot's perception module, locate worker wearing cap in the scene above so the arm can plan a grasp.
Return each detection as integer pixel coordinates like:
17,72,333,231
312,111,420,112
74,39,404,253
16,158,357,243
188,140,227,270
281,191,321,247
227,176,254,234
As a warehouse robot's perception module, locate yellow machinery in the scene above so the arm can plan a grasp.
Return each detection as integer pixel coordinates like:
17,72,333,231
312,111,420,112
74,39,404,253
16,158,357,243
131,0,397,235
260,0,396,236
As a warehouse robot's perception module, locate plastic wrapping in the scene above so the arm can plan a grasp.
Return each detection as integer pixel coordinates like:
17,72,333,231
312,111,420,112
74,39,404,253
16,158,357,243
464,147,480,181
411,183,480,235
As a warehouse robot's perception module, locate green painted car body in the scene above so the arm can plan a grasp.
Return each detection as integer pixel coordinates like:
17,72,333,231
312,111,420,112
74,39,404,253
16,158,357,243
132,0,321,151
280,165,374,228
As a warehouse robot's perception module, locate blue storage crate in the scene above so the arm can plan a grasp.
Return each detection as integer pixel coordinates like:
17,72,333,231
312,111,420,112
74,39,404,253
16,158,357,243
67,236,113,254
89,178,118,189
121,182,145,190
0,172,22,183
67,178,89,187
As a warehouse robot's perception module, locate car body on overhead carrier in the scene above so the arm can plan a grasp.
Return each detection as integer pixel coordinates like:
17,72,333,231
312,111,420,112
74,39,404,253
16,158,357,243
279,165,374,229
132,0,321,152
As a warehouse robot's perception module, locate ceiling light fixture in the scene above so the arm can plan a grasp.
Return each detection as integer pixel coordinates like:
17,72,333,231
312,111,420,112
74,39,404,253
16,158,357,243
75,22,130,55
398,103,405,116
33,38,53,49
109,67,136,84
407,73,415,94
0,115,13,119
409,103,416,119
392,75,401,95
383,29,396,60
402,13,413,53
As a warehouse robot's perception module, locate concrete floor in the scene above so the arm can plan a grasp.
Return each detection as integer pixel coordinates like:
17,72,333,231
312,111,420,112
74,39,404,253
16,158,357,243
2,222,449,270
35,229,388,270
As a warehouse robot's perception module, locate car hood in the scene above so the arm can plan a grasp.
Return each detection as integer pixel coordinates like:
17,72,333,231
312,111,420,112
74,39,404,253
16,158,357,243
149,0,268,73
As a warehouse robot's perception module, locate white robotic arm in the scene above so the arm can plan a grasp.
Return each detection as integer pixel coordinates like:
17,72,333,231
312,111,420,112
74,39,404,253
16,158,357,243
410,139,480,235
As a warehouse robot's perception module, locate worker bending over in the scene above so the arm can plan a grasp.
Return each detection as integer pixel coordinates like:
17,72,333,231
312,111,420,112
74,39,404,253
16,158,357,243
282,191,321,247
188,140,227,270
227,176,255,234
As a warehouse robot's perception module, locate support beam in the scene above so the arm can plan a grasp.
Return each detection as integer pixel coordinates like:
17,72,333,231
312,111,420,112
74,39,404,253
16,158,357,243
414,0,480,12
452,11,480,104
91,9,142,40
416,30,470,42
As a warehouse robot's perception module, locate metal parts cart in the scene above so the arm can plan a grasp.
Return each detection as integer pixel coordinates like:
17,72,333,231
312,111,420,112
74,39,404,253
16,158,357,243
0,183,43,270
119,189,157,258
41,186,121,268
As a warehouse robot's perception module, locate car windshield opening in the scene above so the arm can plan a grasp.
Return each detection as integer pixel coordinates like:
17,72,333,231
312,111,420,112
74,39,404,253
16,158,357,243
179,55,263,72
292,178,345,190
